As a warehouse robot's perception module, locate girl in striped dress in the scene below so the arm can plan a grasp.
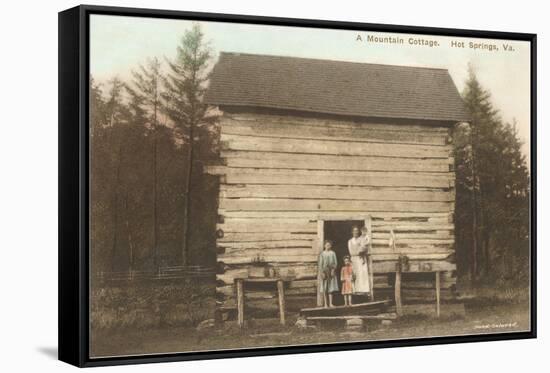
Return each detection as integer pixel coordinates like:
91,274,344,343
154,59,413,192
341,255,354,306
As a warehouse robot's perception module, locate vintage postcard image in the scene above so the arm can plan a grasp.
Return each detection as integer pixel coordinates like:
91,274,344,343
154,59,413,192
89,15,532,357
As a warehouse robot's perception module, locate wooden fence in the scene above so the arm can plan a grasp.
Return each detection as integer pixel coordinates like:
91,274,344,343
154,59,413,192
95,265,216,283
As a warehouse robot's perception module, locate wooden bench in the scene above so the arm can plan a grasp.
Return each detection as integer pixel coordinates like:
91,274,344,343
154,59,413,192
394,270,443,317
234,277,293,328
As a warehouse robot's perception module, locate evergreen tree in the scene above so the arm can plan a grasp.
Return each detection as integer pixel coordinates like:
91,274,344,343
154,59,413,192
105,77,131,271
90,76,133,272
90,77,107,135
456,66,530,286
126,57,163,271
90,76,110,273
104,77,127,127
162,24,219,266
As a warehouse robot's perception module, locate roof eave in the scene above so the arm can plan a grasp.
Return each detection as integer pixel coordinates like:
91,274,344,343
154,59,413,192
208,103,470,125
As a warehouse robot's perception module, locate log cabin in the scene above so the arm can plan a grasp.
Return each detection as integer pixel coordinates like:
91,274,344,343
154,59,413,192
204,52,470,319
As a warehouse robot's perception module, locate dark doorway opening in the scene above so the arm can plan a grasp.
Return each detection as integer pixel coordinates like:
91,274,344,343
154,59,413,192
323,220,364,305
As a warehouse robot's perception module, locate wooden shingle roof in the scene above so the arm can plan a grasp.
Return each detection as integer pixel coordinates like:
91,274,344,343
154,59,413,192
204,52,470,122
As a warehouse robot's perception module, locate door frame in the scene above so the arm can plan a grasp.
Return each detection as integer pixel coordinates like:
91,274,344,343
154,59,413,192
316,214,372,306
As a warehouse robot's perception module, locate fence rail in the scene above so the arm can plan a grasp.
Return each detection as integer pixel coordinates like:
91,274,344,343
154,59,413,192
95,265,216,282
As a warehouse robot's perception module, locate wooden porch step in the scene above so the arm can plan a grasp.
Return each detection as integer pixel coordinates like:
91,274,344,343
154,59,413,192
306,313,397,321
300,299,392,317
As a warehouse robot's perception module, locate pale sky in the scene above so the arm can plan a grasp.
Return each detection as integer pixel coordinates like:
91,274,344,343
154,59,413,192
90,15,531,161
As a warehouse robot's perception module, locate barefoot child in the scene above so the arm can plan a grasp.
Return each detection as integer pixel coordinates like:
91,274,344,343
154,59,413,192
341,255,354,306
318,240,339,308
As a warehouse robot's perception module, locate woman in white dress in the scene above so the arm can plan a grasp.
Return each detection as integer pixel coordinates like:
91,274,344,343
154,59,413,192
348,226,371,295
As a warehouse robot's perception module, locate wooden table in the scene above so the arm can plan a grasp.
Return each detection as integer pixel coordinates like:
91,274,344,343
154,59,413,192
394,270,443,317
234,277,292,328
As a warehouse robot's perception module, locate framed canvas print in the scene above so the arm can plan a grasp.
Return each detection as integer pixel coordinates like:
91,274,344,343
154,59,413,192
58,4,537,367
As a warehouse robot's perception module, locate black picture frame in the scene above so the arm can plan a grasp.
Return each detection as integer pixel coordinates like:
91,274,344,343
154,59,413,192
58,4,537,367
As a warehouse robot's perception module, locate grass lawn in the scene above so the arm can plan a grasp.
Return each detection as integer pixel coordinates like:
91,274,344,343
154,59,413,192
90,297,530,358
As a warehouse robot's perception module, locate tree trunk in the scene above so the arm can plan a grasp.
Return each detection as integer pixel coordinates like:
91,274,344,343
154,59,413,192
181,122,195,267
124,192,134,273
470,128,479,283
482,223,491,278
152,104,159,271
110,142,123,272
477,185,487,279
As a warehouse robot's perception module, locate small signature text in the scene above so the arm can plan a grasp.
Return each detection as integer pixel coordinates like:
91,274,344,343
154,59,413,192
474,321,518,330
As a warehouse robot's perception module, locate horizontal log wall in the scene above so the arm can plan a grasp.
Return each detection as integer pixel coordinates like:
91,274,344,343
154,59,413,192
207,112,457,312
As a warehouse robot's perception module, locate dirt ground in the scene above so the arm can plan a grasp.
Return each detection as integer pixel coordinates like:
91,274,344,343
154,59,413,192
90,298,530,358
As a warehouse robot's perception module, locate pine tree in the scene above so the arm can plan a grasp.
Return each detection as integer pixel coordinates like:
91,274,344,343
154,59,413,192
492,120,530,280
90,77,107,135
105,77,126,128
162,24,218,266
90,76,110,273
104,77,130,271
456,65,530,285
126,57,163,271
